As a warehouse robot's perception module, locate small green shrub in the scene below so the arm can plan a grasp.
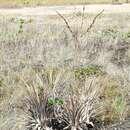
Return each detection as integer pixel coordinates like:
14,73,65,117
75,66,104,80
18,18,25,33
17,18,33,34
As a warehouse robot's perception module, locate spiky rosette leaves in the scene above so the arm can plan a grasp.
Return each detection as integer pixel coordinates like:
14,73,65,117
55,77,103,130
21,82,54,130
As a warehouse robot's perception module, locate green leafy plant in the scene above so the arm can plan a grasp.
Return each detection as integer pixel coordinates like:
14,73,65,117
48,98,64,105
75,66,104,80
18,18,25,33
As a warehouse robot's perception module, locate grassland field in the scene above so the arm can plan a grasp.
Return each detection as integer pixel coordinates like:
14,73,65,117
0,12,130,130
0,0,130,129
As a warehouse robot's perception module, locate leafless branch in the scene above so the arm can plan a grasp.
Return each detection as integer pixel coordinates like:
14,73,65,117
57,11,80,50
87,9,104,32
56,11,74,36
80,5,85,29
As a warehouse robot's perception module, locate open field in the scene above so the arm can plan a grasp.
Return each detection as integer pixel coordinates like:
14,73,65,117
0,11,130,130
0,0,129,7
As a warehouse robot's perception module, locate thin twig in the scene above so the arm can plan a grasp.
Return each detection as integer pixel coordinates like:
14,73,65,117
87,9,104,32
57,11,80,50
56,11,74,36
80,5,85,30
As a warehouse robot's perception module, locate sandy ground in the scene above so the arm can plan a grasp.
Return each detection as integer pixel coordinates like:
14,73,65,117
0,4,130,16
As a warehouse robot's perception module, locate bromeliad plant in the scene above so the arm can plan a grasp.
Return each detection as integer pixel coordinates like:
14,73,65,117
57,96,95,130
20,69,67,130
55,78,102,130
21,81,54,130
20,72,103,130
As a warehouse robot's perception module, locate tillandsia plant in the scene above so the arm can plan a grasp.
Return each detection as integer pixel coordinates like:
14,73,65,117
19,70,104,130
19,69,68,130
55,78,102,130
21,81,54,130
60,96,94,130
